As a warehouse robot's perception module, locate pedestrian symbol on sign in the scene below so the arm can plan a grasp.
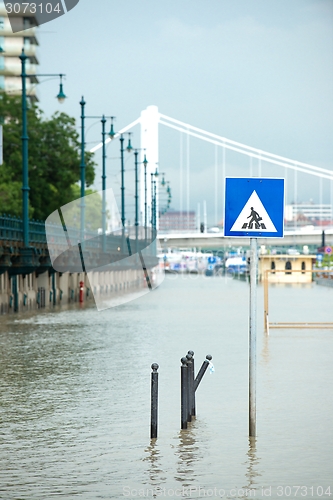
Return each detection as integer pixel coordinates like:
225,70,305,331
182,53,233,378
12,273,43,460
242,207,266,230
229,190,277,233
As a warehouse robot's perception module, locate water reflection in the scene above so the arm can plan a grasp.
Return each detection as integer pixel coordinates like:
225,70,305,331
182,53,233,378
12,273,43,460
174,423,202,486
143,441,167,489
242,437,261,495
261,331,270,366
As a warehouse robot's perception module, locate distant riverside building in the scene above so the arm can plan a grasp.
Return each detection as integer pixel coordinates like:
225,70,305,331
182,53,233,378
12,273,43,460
285,203,333,227
258,254,316,284
0,3,39,101
159,210,196,232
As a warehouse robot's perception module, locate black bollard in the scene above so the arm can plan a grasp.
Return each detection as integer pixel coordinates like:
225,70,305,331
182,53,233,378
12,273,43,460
180,357,188,430
194,354,212,392
188,350,196,417
186,352,194,422
150,363,159,439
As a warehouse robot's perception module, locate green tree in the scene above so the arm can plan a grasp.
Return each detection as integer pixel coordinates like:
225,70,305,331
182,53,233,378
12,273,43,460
322,253,333,268
0,93,96,220
63,185,110,231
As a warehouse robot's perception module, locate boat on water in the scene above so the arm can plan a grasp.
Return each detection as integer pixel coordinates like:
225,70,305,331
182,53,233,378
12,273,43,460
159,249,215,274
225,256,248,274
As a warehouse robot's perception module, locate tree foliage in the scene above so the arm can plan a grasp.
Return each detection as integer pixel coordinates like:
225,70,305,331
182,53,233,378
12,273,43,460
63,185,109,231
0,93,96,220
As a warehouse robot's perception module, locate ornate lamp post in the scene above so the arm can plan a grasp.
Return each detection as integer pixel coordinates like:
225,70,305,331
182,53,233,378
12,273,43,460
79,107,114,252
119,134,125,251
102,115,116,252
101,115,107,252
134,149,139,256
79,97,85,248
153,179,157,231
150,172,154,229
119,133,133,252
143,154,148,241
154,167,159,232
20,48,66,247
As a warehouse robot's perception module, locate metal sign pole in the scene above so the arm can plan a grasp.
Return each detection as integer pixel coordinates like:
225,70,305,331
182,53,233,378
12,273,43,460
224,177,285,438
249,237,257,437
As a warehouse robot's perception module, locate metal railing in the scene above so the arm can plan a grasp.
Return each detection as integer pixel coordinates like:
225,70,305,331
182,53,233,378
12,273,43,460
263,269,333,333
0,214,157,255
0,214,51,244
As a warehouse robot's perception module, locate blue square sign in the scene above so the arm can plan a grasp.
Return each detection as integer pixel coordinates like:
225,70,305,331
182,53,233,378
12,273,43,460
224,177,285,238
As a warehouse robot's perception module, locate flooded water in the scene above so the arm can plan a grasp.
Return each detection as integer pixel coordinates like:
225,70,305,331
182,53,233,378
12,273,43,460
0,275,332,499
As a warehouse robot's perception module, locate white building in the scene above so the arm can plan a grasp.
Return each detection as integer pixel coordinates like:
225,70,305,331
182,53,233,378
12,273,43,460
0,3,39,101
159,210,196,232
285,203,332,225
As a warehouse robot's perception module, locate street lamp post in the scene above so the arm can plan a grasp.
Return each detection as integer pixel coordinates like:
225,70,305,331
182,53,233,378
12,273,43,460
120,134,125,251
101,115,106,252
119,133,133,252
20,49,29,248
151,172,154,229
154,167,159,232
153,179,157,231
134,150,139,256
143,154,148,242
81,112,114,253
80,96,86,248
150,174,158,233
19,48,66,247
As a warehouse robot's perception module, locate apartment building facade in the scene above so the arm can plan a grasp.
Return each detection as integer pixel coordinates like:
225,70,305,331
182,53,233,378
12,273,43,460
0,2,39,101
285,203,333,227
159,210,197,232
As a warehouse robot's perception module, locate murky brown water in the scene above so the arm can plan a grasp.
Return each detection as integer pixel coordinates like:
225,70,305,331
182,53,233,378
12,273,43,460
0,275,332,499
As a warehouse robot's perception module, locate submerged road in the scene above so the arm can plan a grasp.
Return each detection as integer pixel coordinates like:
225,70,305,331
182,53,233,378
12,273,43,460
0,275,332,498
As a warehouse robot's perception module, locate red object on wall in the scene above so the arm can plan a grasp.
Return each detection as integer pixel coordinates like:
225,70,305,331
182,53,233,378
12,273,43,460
79,281,84,303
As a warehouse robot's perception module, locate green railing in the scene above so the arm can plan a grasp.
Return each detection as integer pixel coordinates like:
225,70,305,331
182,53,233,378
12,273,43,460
0,215,107,246
0,214,156,255
0,214,48,244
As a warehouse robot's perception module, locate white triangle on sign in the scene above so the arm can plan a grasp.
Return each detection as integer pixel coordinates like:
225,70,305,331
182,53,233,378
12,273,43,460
230,190,277,232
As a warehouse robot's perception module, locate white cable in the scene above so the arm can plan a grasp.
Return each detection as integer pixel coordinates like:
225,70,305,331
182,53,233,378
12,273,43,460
159,120,333,180
89,118,140,153
160,113,333,176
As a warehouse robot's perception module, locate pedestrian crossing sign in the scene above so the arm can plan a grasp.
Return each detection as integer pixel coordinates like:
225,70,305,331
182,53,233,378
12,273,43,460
224,178,285,238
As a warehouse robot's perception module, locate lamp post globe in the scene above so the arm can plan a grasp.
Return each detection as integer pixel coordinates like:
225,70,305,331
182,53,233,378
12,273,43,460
56,75,67,103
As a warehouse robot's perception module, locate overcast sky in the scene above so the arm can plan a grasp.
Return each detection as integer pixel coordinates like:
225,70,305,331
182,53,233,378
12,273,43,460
37,0,333,225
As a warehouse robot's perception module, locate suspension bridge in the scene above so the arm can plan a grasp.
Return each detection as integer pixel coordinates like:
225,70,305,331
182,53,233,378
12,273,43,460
90,105,333,237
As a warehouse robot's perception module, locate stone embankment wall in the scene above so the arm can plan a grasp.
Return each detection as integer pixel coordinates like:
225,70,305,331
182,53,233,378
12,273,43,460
0,269,145,314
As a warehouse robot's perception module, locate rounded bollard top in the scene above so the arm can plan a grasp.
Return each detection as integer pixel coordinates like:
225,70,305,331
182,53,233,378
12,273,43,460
206,354,213,361
186,353,193,361
181,357,188,366
151,363,159,372
188,350,194,356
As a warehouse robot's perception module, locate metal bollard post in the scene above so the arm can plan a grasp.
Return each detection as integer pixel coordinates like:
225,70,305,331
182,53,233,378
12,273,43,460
186,352,194,422
188,350,195,417
180,357,188,430
194,354,212,392
79,280,84,303
150,363,159,439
